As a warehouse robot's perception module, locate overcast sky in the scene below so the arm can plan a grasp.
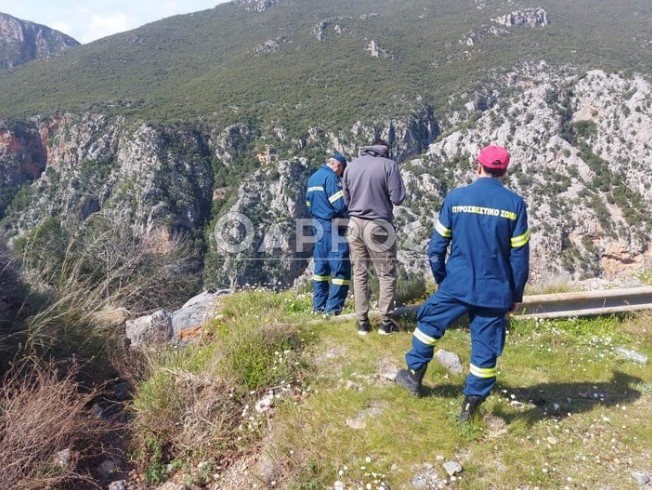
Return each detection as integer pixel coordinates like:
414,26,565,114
0,1,232,44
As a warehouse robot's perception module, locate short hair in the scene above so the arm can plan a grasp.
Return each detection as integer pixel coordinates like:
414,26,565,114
480,164,507,178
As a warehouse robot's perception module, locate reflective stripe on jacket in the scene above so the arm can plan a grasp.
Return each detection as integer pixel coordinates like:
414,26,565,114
305,164,347,220
429,177,530,309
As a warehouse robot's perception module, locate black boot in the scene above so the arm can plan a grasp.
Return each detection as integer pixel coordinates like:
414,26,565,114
395,365,427,396
459,395,484,423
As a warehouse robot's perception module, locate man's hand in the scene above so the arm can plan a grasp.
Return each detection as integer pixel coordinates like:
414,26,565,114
507,302,521,318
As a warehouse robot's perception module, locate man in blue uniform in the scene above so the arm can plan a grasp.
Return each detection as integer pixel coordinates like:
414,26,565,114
305,153,351,315
396,145,530,422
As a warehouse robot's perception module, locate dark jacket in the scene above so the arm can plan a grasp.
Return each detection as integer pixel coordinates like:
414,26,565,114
342,144,406,222
429,177,530,309
305,164,347,221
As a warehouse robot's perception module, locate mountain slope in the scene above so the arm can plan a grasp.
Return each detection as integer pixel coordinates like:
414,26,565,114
0,0,651,292
0,0,649,124
0,12,79,68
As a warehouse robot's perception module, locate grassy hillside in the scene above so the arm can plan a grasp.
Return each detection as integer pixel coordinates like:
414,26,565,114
0,0,649,126
131,289,652,489
2,2,652,487
2,273,651,488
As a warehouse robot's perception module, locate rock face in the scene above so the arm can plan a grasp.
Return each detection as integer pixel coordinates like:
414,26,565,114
1,114,215,239
205,108,439,288
399,63,652,284
492,8,549,28
0,120,48,212
0,13,79,68
125,310,173,348
0,65,650,290
235,0,281,12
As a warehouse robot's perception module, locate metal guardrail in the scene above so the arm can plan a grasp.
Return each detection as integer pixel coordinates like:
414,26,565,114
515,286,652,319
388,286,652,321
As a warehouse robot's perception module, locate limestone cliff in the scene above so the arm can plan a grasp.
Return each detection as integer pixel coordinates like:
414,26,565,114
400,63,652,285
0,12,79,68
0,65,650,291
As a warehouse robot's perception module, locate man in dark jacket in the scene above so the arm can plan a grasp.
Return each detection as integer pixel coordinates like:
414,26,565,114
395,145,530,423
305,153,350,315
343,138,406,335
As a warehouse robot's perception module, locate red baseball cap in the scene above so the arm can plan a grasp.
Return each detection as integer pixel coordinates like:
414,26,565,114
477,145,510,170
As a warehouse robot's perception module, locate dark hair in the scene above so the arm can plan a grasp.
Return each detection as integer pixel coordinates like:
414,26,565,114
480,164,507,178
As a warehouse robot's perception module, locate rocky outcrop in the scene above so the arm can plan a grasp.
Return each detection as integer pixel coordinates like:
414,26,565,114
461,8,549,50
255,37,290,54
401,63,652,284
124,289,232,348
313,21,328,41
492,8,549,28
365,40,392,59
235,0,281,13
125,310,173,348
0,12,79,68
313,17,350,41
256,39,281,54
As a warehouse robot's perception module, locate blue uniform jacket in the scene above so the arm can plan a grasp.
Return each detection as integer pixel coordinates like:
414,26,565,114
305,164,347,222
429,178,530,309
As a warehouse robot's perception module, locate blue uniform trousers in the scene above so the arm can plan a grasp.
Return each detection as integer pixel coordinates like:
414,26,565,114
313,222,351,314
406,289,507,398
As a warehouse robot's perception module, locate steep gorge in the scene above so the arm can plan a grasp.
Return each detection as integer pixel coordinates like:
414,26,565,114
1,64,650,292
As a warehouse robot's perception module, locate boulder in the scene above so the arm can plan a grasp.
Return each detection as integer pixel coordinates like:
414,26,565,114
182,288,232,309
172,289,233,344
435,349,464,374
125,310,173,348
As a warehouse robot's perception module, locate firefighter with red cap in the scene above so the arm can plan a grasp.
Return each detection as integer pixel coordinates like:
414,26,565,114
396,145,530,422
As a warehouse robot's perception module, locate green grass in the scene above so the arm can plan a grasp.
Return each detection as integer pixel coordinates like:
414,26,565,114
252,294,652,489
8,281,649,488
130,289,315,483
